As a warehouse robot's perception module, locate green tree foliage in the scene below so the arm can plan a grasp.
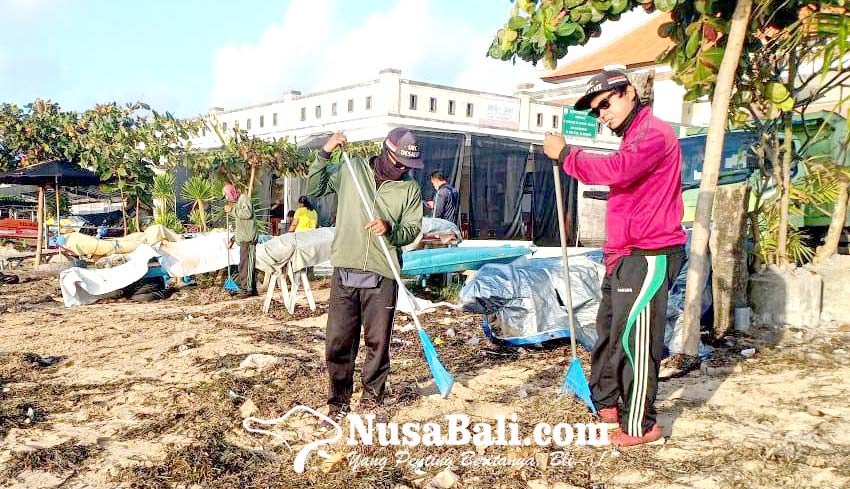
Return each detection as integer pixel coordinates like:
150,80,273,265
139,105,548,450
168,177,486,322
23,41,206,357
192,122,310,194
0,100,81,170
492,0,850,266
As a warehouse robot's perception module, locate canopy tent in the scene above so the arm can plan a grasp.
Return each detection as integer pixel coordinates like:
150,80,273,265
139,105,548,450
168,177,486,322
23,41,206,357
0,160,105,265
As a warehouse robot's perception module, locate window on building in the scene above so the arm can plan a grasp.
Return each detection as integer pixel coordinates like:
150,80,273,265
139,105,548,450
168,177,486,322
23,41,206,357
536,113,543,127
429,97,437,112
300,108,306,121
259,115,264,128
246,118,251,130
234,120,240,130
365,96,372,110
348,99,354,112
448,100,456,115
273,113,278,126
222,122,227,131
552,115,559,129
332,102,338,116
409,94,418,110
315,106,322,118
466,103,474,117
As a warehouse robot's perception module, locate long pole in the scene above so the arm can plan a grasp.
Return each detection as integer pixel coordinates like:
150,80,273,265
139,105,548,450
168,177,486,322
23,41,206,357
553,163,578,359
35,186,44,267
55,176,61,238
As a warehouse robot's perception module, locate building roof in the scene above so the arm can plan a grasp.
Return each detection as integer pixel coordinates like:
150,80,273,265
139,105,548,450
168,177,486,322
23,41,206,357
541,13,674,83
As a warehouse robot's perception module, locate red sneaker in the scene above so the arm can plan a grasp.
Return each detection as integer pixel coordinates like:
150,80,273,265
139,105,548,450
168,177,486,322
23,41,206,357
598,406,619,425
610,424,665,447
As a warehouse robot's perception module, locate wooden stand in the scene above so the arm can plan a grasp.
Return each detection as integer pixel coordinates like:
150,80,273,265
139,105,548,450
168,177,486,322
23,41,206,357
262,262,316,315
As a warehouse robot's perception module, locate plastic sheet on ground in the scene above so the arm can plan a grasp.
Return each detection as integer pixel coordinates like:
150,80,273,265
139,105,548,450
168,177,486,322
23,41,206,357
461,231,711,356
158,231,240,278
60,244,159,307
402,217,463,252
459,255,605,348
255,227,335,273
664,229,713,357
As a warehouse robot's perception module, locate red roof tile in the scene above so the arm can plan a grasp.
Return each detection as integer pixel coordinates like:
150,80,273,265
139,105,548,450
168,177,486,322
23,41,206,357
542,13,674,83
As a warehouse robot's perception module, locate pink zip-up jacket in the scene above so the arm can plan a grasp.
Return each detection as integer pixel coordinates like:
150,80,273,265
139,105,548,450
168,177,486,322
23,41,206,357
561,106,687,274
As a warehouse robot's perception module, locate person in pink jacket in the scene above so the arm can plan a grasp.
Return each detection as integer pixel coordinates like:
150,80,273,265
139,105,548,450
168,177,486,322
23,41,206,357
544,68,687,447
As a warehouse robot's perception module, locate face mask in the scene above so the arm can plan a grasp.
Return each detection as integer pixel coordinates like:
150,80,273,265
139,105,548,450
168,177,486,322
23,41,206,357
373,149,408,183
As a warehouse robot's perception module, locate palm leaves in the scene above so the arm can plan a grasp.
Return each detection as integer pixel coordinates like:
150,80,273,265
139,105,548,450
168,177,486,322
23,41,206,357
753,158,846,265
181,176,218,232
152,172,176,219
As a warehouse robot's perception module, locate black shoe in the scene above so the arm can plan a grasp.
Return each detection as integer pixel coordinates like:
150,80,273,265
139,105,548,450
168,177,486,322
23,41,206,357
0,273,19,285
319,404,349,431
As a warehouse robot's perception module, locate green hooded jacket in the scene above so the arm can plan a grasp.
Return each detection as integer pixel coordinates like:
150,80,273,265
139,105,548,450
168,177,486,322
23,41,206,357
306,153,423,279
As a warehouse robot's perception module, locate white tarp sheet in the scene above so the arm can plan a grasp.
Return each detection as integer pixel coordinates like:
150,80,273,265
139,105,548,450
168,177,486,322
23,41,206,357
402,217,463,252
158,231,240,278
255,227,335,273
60,244,159,307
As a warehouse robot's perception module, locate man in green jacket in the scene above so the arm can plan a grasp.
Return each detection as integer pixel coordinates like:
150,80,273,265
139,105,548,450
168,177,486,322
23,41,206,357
223,183,257,297
307,128,423,423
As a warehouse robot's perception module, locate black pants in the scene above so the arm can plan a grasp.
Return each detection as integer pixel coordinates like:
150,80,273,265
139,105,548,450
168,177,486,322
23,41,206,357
326,268,398,407
590,247,684,437
238,241,257,294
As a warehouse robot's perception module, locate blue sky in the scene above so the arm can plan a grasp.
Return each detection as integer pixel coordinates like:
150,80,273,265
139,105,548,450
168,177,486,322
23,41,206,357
0,0,651,117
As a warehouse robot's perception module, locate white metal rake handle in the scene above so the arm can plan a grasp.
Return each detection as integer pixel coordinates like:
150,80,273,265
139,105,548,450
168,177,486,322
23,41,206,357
341,152,424,330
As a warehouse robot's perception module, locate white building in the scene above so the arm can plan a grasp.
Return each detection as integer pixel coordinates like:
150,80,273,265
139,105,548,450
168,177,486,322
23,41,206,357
192,68,620,149
190,69,622,244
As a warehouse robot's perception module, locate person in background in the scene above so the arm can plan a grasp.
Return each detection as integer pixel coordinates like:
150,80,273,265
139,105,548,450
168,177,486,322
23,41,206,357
269,198,285,236
288,196,319,233
425,171,459,223
223,183,257,297
544,68,686,447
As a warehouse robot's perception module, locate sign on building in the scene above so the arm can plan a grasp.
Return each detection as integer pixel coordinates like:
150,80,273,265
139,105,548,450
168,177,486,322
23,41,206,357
562,106,598,139
479,100,519,130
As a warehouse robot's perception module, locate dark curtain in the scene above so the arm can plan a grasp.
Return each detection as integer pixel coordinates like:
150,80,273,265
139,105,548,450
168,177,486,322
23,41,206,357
469,136,530,239
531,145,578,246
409,130,464,215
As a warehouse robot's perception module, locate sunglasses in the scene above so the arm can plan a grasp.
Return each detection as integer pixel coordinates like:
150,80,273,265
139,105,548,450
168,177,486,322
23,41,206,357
589,91,616,119
387,151,409,171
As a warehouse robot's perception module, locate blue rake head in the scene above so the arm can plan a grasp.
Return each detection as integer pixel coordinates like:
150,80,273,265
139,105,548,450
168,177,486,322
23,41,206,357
560,358,597,414
224,277,241,292
417,327,454,398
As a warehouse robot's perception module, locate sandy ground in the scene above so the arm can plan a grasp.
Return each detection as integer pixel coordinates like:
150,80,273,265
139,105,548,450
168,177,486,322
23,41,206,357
1,268,849,489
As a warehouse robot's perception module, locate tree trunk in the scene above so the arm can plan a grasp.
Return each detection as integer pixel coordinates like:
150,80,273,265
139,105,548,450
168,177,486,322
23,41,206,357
777,59,798,267
35,186,44,267
814,177,850,263
199,200,207,232
681,0,753,356
247,164,257,198
777,116,793,267
135,196,141,232
120,185,128,236
710,184,750,338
